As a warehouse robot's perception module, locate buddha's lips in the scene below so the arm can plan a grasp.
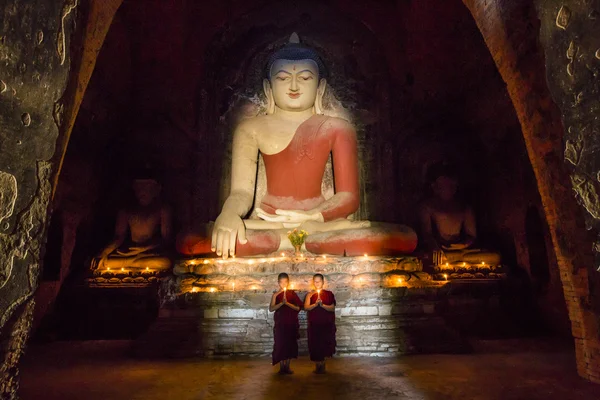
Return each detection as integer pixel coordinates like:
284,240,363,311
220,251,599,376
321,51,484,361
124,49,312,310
288,93,301,99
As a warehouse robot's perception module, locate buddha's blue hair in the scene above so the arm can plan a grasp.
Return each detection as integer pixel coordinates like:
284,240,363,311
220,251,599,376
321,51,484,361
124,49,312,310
265,44,327,80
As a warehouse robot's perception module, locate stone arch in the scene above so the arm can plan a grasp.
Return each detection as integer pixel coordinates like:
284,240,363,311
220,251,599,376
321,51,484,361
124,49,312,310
462,0,600,382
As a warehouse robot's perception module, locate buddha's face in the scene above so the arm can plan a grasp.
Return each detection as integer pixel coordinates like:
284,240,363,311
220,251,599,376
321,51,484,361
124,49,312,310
432,176,458,202
313,276,324,290
269,59,320,112
133,179,161,206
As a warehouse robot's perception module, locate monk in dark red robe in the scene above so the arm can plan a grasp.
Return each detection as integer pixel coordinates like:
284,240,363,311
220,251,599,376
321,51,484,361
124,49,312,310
304,273,336,374
269,272,302,374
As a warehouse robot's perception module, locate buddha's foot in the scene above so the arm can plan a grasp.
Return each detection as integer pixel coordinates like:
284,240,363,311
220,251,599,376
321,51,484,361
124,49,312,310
305,225,417,256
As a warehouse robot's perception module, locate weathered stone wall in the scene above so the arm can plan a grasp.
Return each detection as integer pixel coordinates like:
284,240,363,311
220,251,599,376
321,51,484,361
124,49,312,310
0,1,77,397
535,0,600,382
0,1,124,398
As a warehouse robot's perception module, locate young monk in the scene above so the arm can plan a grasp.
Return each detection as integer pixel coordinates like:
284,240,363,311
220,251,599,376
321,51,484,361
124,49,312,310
304,273,336,374
269,272,302,374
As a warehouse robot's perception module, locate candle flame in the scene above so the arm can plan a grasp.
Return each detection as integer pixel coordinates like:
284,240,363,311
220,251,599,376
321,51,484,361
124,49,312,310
248,260,255,265
322,255,327,260
280,252,285,257
192,287,199,293
121,267,124,272
209,287,216,293
203,259,209,264
107,267,111,271
444,274,448,280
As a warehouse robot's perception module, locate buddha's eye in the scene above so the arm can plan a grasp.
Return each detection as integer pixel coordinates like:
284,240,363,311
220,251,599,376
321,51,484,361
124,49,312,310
299,75,313,81
275,75,290,81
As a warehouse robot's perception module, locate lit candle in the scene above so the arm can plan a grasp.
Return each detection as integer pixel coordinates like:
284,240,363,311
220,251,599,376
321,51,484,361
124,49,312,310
280,252,285,257
192,287,199,293
248,260,254,265
398,277,403,285
121,267,125,272
363,253,368,260
107,267,111,271
317,289,321,300
270,258,276,262
444,274,448,281
203,259,209,264
232,282,235,291
260,258,267,263
481,261,485,266
283,287,287,300
189,260,196,265
322,255,327,260
209,287,216,293
445,262,449,268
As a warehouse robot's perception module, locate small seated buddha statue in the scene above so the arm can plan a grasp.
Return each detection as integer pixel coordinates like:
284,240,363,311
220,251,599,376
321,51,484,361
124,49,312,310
177,33,417,258
93,169,173,271
419,163,501,266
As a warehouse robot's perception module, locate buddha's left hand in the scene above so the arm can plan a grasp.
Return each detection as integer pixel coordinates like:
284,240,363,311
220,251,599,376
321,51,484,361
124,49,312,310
256,208,324,226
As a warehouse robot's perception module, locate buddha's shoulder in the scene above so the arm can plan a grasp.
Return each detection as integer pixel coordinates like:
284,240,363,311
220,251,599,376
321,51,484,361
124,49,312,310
321,116,356,134
235,115,271,133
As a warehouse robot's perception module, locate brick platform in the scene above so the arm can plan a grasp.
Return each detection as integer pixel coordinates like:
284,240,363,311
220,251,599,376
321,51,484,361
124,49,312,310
133,256,484,357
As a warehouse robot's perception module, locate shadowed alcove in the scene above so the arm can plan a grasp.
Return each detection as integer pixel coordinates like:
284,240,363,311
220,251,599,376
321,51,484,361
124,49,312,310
31,0,572,343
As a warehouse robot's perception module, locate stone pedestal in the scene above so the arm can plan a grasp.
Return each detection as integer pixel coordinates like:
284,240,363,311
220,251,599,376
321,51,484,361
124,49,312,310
133,255,471,357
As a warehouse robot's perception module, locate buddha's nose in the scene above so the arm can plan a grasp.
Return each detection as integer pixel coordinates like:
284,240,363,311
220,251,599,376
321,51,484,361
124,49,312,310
290,77,298,91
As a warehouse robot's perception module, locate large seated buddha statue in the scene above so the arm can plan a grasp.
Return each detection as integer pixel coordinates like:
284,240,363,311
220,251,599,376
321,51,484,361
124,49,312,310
419,163,501,266
177,34,417,258
92,169,173,271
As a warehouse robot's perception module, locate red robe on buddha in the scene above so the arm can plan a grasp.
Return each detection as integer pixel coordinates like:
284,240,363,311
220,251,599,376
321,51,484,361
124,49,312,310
306,290,337,362
272,290,303,365
175,115,418,256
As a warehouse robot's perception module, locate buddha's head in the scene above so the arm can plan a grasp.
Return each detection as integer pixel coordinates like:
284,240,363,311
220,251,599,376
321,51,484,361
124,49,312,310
428,163,459,202
263,33,327,115
131,167,161,206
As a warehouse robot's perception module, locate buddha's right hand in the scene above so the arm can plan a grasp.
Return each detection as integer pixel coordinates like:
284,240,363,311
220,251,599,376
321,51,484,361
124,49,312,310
211,211,248,258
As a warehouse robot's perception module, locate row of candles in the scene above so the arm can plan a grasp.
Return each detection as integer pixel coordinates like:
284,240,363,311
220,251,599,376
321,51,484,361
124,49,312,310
441,261,492,268
101,266,154,274
101,254,378,274
187,253,374,266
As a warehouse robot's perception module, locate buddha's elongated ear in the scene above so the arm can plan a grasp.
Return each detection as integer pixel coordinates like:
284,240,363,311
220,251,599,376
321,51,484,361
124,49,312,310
263,79,275,115
314,78,327,115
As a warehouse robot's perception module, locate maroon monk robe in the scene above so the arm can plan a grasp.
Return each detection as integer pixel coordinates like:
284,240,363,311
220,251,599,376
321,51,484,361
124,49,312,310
272,290,303,365
306,290,337,362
